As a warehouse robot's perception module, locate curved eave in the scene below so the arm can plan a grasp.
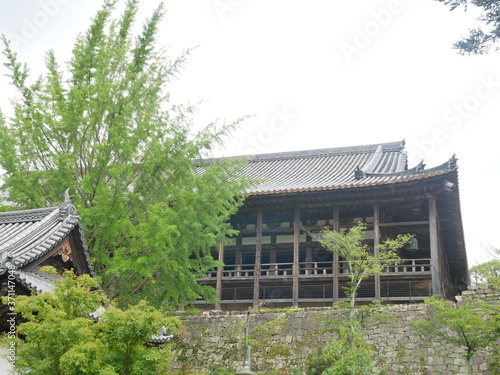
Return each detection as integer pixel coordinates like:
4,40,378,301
11,214,81,270
15,269,59,294
247,168,454,196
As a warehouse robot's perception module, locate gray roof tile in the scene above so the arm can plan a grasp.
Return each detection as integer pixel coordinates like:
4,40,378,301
0,201,90,275
15,267,61,293
208,140,456,195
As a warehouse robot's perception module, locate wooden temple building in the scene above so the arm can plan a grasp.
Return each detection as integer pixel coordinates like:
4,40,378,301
197,140,468,309
0,192,93,332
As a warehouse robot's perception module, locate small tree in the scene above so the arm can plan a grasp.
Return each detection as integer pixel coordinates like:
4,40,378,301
306,324,374,375
412,295,499,375
1,269,182,375
320,223,411,334
307,224,410,374
470,259,500,289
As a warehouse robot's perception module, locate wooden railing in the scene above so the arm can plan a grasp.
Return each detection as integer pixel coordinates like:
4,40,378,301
213,279,431,303
203,259,431,279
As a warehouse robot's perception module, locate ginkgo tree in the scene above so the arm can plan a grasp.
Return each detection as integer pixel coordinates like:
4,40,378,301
0,0,253,307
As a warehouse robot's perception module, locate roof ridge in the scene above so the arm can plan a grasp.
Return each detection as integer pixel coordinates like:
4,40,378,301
0,208,60,253
246,140,405,161
201,140,405,164
0,206,58,224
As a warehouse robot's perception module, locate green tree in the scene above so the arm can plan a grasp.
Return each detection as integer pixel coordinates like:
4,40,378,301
412,295,499,375
0,0,252,307
434,0,500,54
320,223,411,334
307,224,410,374
1,269,182,375
306,327,374,375
470,259,500,288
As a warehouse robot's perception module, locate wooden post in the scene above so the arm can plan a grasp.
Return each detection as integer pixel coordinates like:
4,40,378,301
216,242,224,309
429,197,442,296
270,247,277,276
292,208,300,308
253,211,263,308
235,249,242,277
305,246,313,275
332,206,340,302
373,203,381,300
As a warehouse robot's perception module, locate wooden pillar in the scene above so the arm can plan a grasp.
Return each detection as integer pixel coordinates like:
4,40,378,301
332,206,340,302
429,197,442,296
305,246,313,275
253,211,263,308
235,249,242,277
215,242,224,309
373,203,381,300
270,247,277,276
292,208,300,308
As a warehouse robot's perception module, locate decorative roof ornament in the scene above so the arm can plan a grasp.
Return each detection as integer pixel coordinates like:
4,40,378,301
61,188,75,203
443,180,456,192
0,252,14,275
448,154,458,169
415,160,426,173
59,188,77,221
354,166,365,180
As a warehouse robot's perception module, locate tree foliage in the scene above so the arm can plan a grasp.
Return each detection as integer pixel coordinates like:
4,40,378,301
435,0,500,54
470,259,500,288
306,326,374,375
310,224,410,374
412,295,499,375
1,269,182,375
0,0,253,306
320,223,411,332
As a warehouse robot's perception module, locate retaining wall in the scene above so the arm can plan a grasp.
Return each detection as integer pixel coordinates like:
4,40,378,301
171,288,499,374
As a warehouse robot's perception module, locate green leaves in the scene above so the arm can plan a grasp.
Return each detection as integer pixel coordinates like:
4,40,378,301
1,271,182,375
306,326,374,375
435,0,500,54
320,223,411,304
412,295,500,373
470,259,500,289
0,0,253,306
318,224,411,372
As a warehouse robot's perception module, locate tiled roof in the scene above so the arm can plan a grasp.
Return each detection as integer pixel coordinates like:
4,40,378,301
15,267,61,293
0,197,92,280
218,140,457,195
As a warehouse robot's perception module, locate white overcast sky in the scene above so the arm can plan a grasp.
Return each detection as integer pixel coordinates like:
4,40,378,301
0,0,499,267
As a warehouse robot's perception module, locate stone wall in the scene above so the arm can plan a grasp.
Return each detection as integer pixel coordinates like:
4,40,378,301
171,288,499,374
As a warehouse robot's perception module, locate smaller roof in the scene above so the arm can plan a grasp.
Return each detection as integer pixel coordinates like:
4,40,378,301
0,192,92,291
15,267,61,294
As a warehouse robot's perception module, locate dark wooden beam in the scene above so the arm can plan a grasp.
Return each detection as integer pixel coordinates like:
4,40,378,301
253,211,263,308
292,207,300,308
374,203,381,299
215,242,224,310
428,197,441,296
332,206,340,302
379,221,429,227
